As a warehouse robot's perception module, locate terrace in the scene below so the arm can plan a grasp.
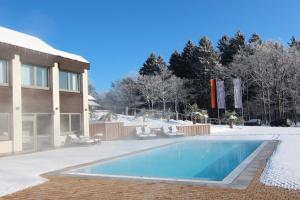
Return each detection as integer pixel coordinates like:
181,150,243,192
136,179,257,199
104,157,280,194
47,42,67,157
0,125,299,199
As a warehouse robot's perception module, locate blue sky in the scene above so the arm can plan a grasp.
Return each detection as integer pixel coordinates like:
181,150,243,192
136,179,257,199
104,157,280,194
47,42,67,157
0,0,300,92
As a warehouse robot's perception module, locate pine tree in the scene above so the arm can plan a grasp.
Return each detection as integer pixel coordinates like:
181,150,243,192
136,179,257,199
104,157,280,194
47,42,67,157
157,55,168,72
169,50,185,78
218,31,246,66
217,35,231,65
289,36,300,50
139,53,160,75
181,40,197,78
193,36,220,110
229,31,246,56
249,33,262,44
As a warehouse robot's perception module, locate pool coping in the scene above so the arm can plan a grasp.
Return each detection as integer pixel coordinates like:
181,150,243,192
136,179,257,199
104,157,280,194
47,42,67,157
46,139,278,190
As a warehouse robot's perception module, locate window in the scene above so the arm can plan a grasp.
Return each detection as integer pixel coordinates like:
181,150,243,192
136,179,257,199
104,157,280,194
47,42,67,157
60,113,81,135
59,71,68,90
22,65,34,86
21,64,49,88
36,67,48,87
0,59,8,84
0,114,10,141
71,114,81,131
60,114,70,133
59,70,80,92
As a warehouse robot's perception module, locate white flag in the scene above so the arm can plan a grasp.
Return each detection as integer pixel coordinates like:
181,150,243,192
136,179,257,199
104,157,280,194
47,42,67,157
216,80,225,109
233,78,243,109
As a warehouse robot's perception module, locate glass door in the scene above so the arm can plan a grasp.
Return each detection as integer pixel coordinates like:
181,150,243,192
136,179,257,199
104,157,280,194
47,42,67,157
22,115,35,151
36,114,53,150
22,114,53,152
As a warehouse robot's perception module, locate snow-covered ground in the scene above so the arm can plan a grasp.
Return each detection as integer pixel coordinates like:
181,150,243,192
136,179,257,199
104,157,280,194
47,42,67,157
0,139,183,197
116,114,193,127
0,122,299,197
211,125,300,190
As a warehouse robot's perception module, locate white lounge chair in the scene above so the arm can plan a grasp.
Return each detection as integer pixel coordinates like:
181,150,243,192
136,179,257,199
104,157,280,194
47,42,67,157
162,126,177,137
67,134,96,145
171,125,184,136
144,127,157,137
136,127,156,139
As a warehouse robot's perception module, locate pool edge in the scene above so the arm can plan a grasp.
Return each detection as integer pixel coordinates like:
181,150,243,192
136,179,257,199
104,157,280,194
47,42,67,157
46,140,278,190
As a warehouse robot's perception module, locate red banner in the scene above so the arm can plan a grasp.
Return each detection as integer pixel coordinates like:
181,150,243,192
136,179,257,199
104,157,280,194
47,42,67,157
210,79,217,109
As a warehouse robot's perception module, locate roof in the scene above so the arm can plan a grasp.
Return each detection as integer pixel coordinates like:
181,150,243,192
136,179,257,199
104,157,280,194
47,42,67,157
0,26,88,63
88,95,96,101
88,101,100,106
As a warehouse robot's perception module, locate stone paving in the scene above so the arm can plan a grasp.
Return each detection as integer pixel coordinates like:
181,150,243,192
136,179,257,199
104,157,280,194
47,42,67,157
2,162,299,200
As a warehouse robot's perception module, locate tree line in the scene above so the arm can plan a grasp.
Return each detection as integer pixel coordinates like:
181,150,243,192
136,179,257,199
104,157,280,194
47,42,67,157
96,31,300,123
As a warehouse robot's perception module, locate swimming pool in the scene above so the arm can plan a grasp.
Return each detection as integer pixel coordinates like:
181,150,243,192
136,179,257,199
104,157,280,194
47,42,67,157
68,140,265,183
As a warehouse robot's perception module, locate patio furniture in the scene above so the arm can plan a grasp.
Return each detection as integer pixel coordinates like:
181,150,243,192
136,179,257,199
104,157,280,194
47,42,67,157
162,126,177,137
66,134,96,145
171,125,184,136
94,133,104,143
144,127,157,137
136,127,156,139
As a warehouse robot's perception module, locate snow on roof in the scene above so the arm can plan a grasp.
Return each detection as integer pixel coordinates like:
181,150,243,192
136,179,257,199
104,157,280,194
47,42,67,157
88,101,100,106
88,95,96,101
0,26,88,63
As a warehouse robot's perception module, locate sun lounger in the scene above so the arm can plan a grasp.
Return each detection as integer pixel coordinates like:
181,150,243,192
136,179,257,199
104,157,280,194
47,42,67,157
67,134,96,145
171,125,184,136
144,127,157,137
162,126,177,137
136,127,156,139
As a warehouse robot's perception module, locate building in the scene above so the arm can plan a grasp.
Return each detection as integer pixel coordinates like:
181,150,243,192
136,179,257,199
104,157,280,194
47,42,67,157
0,26,90,154
88,95,100,110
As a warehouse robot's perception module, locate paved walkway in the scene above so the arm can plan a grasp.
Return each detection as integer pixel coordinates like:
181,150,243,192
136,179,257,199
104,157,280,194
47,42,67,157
0,138,183,197
2,164,299,200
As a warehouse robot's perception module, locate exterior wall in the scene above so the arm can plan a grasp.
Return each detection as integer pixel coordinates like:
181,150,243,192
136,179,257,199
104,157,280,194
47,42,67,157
0,42,89,154
11,55,22,152
22,88,53,113
52,63,61,147
60,92,83,113
82,69,89,136
0,141,12,154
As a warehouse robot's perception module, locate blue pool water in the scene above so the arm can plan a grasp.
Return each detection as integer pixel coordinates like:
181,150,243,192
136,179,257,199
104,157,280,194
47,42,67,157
75,140,262,181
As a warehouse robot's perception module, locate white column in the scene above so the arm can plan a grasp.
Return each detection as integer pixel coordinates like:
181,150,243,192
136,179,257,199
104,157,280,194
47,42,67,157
82,69,89,136
52,63,61,147
12,55,22,152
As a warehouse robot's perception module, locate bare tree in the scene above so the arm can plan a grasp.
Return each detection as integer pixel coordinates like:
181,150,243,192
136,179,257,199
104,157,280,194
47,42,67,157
137,75,160,111
170,76,189,120
222,41,300,122
156,67,175,113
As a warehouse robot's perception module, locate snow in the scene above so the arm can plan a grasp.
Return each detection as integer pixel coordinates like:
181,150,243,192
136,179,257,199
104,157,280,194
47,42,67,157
0,139,183,197
92,113,300,190
0,26,88,63
92,113,194,127
0,122,299,197
211,125,300,190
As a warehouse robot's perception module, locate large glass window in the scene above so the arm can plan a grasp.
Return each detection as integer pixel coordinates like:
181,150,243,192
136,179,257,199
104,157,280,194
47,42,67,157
21,64,48,88
36,67,48,87
0,60,8,84
59,71,68,90
71,114,81,131
59,70,80,92
70,73,79,91
60,113,81,135
22,65,34,86
60,114,70,133
0,114,10,141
